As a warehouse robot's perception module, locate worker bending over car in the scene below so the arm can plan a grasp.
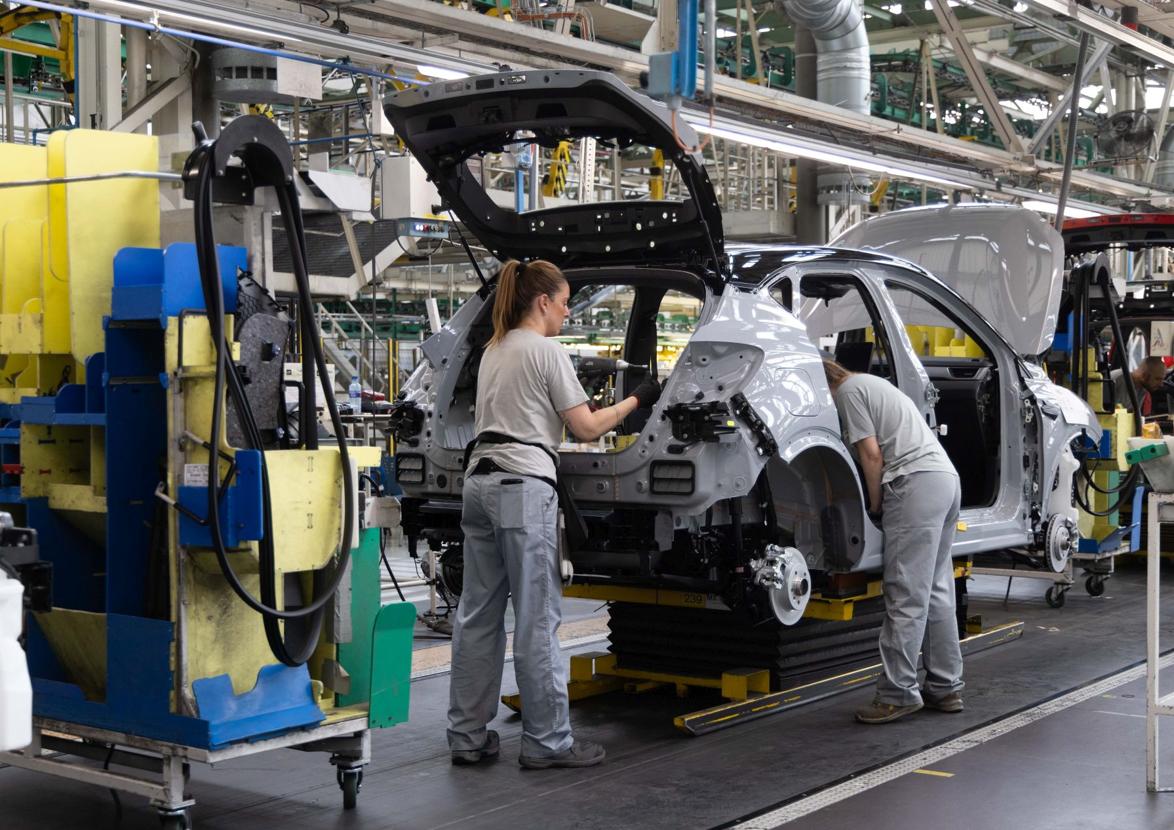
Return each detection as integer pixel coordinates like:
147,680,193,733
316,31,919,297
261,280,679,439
823,359,964,725
448,259,661,769
1110,355,1166,415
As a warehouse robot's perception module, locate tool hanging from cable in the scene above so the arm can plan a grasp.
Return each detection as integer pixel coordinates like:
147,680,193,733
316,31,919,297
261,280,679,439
182,115,356,667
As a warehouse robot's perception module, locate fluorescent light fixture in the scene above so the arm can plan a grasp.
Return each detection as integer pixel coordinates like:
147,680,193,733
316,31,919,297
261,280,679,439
716,26,772,35
687,118,977,191
1020,199,1103,219
416,64,470,81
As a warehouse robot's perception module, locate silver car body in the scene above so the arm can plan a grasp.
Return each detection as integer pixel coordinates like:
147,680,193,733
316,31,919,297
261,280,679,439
384,70,1098,620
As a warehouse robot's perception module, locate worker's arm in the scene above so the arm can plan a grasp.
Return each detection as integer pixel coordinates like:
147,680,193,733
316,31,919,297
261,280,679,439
561,397,640,442
854,436,884,515
560,374,662,442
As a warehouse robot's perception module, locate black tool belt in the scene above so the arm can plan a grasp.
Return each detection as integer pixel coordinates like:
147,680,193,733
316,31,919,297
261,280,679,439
463,431,588,551
469,457,556,491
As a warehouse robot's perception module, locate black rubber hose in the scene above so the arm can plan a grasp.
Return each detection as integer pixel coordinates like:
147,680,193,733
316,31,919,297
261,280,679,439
1078,461,1140,495
1097,258,1145,435
190,148,355,666
192,158,322,664
1075,480,1138,516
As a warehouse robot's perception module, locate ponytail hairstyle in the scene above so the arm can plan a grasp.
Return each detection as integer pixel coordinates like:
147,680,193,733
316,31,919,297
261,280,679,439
488,259,567,347
822,358,854,388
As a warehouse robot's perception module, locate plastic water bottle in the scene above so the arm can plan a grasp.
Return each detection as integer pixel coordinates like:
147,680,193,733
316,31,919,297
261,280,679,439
0,573,31,751
348,376,362,412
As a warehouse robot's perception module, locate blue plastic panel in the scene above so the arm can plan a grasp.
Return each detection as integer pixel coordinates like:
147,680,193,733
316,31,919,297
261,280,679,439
193,664,325,748
112,243,245,324
178,449,264,547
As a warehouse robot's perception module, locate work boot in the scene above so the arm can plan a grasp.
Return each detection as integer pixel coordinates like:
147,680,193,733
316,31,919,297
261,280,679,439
854,697,923,724
923,692,964,713
451,730,500,765
518,739,606,770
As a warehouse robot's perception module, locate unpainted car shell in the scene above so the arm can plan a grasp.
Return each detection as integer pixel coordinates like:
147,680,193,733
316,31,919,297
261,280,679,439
383,69,1098,611
394,245,1097,577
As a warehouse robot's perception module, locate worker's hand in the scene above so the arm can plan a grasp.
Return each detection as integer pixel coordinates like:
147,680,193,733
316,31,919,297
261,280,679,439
630,376,662,409
868,509,883,526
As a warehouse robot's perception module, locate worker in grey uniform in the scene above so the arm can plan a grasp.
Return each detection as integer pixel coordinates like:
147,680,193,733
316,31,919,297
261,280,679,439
823,359,964,724
449,259,661,769
1110,356,1166,415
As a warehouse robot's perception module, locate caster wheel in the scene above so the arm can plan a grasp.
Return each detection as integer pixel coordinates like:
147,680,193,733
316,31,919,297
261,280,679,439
1086,576,1106,597
1045,585,1067,608
338,767,363,810
158,810,190,830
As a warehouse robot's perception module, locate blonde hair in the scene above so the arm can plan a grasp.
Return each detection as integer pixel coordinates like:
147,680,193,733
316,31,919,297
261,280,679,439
489,259,567,347
822,358,854,387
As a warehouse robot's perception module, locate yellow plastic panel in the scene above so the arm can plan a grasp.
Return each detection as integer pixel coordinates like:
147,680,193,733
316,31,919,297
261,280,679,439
20,424,89,498
268,450,345,572
34,609,106,701
183,560,272,697
2,218,44,313
3,353,72,401
46,130,160,364
0,145,47,231
48,482,107,514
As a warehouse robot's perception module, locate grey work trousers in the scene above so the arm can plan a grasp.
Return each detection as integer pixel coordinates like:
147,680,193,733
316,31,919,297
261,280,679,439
876,470,964,706
447,471,573,758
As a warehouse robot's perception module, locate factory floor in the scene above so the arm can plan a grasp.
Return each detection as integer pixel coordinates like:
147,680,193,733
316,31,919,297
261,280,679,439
6,562,1174,829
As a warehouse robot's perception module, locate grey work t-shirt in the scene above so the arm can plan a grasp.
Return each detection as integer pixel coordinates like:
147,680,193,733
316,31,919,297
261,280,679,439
468,328,589,481
1111,368,1138,412
833,373,957,484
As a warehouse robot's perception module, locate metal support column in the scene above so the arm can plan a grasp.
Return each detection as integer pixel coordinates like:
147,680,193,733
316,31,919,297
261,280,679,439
1148,492,1174,792
125,26,148,113
3,49,12,142
75,16,121,129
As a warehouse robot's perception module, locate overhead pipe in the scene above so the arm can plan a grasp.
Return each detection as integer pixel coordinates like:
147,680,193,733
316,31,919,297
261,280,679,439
793,25,825,243
1054,32,1089,230
776,0,871,202
704,0,716,101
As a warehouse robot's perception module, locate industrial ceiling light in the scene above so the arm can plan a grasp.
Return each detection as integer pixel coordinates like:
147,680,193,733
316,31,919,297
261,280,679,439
416,64,470,80
1019,199,1104,220
687,118,978,191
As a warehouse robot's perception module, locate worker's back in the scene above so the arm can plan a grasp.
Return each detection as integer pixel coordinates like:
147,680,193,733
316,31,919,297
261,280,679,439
833,373,957,483
470,328,586,480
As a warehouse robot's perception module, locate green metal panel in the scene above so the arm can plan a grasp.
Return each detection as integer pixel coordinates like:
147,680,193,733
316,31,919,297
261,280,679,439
368,601,415,728
337,527,381,707
336,528,414,727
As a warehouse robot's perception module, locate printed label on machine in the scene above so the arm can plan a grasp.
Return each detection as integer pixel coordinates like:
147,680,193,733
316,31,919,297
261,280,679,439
184,464,210,487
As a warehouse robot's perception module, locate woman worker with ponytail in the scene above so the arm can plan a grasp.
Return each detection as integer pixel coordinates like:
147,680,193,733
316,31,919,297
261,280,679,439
447,260,661,770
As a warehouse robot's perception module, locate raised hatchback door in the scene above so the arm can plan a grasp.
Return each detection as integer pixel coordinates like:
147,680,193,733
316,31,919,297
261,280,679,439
383,70,723,277
832,204,1064,358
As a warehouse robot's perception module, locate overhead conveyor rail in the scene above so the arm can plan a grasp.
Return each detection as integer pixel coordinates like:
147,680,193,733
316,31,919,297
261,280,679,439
41,0,1174,207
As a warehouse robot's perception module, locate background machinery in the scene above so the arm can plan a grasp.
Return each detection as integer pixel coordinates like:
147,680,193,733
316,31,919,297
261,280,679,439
0,120,413,829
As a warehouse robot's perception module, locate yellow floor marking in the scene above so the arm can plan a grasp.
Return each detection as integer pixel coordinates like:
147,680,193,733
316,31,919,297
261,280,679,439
913,769,955,778
839,676,873,687
412,615,609,675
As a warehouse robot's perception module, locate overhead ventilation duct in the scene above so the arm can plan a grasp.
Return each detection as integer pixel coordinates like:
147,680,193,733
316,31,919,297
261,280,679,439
775,0,871,203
